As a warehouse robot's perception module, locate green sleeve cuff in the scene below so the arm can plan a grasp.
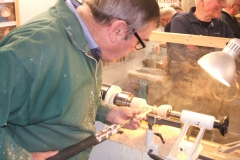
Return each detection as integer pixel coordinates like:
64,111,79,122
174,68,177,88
96,100,116,125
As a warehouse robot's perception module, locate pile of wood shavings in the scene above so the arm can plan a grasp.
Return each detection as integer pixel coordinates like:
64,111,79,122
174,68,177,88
110,122,181,158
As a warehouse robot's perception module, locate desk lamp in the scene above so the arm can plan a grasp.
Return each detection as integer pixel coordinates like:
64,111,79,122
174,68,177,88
198,38,240,87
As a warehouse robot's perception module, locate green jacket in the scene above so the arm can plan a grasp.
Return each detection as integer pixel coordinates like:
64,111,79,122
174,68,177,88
0,0,114,159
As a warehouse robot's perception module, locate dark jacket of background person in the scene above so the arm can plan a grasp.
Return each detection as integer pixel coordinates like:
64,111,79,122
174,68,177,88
221,10,240,38
164,12,185,32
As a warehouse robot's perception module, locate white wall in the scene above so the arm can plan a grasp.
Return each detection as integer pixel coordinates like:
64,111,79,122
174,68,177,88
18,0,57,25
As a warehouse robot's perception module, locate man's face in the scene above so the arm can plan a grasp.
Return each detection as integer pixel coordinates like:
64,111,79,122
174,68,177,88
204,0,226,18
100,21,156,62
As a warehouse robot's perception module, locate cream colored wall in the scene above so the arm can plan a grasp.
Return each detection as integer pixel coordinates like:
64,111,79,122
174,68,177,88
18,0,57,25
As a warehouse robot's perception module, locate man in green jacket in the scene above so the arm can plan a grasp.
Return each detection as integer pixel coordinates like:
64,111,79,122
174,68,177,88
0,0,160,159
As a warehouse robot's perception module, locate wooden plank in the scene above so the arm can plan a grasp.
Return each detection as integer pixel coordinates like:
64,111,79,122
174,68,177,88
185,0,189,12
14,0,20,26
150,31,231,49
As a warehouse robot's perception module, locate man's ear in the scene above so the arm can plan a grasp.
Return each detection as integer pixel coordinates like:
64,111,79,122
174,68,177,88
108,20,128,43
162,17,167,22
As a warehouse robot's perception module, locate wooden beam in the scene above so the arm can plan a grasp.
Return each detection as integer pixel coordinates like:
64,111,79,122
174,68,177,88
14,0,20,26
150,31,231,49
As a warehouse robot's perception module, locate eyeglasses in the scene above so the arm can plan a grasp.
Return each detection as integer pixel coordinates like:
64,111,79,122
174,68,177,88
133,30,146,50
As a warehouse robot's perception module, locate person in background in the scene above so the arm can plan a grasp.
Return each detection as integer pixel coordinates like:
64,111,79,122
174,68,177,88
165,0,234,116
155,7,181,70
160,7,177,32
0,0,160,160
171,0,234,37
221,0,240,38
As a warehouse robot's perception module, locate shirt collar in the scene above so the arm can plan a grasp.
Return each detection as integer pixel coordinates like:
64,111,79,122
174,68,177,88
65,0,101,61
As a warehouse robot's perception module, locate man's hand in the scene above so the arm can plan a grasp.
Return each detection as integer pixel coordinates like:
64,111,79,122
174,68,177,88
31,151,58,160
106,107,147,130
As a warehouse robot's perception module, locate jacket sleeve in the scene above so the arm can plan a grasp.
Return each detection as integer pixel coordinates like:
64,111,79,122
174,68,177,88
95,99,116,125
0,50,33,159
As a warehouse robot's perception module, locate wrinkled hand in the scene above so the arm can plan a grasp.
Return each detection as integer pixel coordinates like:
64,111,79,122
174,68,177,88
106,107,147,130
31,151,58,160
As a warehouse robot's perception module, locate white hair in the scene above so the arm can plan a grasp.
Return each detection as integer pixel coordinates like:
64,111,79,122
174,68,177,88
84,0,160,35
160,7,177,18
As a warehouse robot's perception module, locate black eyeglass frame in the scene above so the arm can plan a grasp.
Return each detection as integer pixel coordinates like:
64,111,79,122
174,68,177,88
133,30,146,50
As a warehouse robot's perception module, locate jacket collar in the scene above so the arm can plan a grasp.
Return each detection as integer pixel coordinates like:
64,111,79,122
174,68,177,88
54,0,101,61
50,0,89,52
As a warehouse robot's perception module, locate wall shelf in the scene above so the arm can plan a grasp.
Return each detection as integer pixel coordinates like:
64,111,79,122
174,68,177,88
0,0,19,40
0,21,16,27
1,0,14,2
